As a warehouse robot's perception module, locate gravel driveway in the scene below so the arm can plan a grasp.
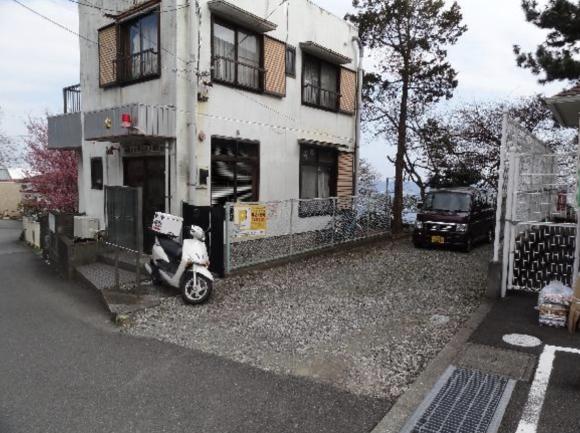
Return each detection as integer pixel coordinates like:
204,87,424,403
126,239,490,401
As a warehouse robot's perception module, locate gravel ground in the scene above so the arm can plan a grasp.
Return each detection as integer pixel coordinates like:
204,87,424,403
125,239,491,401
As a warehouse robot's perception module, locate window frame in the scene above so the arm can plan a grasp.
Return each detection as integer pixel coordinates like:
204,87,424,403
286,45,296,77
117,9,162,86
211,17,265,94
210,137,261,206
90,157,104,190
299,145,338,200
301,54,341,112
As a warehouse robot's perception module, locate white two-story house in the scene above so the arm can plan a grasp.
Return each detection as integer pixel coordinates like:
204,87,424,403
48,0,362,251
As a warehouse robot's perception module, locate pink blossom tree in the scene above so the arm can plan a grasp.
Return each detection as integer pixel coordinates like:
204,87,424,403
23,116,78,214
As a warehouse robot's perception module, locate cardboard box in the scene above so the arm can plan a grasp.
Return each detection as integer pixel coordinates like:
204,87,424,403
151,212,183,238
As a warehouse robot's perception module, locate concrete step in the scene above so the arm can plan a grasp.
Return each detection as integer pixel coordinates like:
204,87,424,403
75,262,175,319
97,250,149,274
76,262,145,292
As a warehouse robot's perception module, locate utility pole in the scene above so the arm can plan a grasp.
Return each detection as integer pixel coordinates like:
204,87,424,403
176,0,198,208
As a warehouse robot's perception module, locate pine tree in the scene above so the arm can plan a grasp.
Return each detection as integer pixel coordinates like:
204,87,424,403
348,0,466,233
514,0,580,83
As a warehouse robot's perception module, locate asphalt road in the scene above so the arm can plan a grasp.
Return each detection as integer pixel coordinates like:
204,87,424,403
0,220,387,433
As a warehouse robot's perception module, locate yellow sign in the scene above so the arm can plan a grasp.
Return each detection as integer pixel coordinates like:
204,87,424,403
234,204,267,237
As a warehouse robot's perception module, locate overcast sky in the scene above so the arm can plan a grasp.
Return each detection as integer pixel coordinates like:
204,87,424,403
0,0,566,176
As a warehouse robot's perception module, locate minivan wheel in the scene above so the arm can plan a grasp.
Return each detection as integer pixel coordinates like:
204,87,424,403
463,237,473,253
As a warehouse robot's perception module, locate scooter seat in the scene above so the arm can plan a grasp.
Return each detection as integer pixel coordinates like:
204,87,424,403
158,237,182,261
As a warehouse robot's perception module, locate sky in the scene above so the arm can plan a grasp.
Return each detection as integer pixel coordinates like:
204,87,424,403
0,0,567,177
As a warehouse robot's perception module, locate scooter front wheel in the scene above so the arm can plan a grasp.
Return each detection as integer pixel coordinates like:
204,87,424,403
181,271,213,305
148,261,163,285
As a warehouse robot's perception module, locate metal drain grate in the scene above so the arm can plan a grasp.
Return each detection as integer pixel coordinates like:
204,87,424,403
400,367,515,433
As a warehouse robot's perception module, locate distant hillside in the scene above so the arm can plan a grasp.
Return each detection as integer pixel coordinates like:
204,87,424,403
374,180,420,196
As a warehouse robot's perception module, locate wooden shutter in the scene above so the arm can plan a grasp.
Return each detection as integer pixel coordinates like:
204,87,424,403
339,68,357,114
263,36,286,97
99,24,118,87
337,152,354,198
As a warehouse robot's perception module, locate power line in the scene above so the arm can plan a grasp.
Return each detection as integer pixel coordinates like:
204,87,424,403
11,0,96,44
65,0,191,15
11,0,347,141
143,103,353,143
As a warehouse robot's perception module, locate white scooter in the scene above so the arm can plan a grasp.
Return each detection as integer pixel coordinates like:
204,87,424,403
145,225,214,305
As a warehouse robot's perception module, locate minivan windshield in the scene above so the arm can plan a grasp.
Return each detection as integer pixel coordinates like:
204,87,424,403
424,192,471,213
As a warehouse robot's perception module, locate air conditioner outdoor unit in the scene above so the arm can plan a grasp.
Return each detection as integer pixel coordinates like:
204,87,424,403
74,216,100,240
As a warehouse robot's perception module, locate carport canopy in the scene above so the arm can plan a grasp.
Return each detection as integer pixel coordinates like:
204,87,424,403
546,85,580,128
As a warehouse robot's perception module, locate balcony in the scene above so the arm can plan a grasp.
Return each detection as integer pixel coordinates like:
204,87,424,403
48,84,82,150
114,49,160,85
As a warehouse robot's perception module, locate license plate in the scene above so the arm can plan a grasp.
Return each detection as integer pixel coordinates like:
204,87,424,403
431,236,445,244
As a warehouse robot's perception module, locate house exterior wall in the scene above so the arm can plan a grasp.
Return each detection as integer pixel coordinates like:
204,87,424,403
75,0,359,226
0,182,22,219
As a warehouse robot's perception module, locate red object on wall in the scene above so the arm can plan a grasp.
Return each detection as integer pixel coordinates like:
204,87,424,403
557,191,567,212
121,113,132,128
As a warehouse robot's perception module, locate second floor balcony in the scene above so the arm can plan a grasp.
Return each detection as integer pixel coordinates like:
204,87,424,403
48,84,82,150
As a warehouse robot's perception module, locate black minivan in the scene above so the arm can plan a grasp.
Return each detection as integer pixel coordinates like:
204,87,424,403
412,187,495,252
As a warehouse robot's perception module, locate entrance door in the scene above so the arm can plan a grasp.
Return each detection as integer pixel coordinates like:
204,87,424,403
124,156,166,252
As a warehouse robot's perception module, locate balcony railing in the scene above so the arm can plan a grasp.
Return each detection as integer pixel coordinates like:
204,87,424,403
212,55,264,92
303,84,340,111
63,84,81,114
115,49,160,84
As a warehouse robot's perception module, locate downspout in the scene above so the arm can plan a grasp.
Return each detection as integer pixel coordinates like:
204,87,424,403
352,36,364,195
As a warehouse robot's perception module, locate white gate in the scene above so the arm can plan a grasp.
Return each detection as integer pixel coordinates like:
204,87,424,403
494,116,578,296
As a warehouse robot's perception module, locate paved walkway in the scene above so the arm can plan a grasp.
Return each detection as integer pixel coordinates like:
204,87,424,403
470,293,580,433
388,292,580,433
0,220,387,433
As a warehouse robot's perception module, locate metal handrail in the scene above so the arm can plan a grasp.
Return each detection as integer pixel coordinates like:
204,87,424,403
63,84,81,114
212,55,264,90
303,83,341,110
114,49,159,83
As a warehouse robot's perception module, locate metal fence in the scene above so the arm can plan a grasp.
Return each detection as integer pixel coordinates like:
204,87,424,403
494,115,579,295
224,195,391,272
99,240,146,293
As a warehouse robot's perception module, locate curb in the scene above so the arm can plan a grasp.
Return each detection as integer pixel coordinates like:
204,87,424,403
74,267,118,319
371,300,495,433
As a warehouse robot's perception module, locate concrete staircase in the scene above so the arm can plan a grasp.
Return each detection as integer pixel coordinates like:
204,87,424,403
76,252,175,319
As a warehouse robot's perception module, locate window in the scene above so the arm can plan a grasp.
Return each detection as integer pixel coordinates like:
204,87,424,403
424,192,471,213
212,20,263,91
91,158,103,190
302,55,340,111
286,46,296,77
300,146,337,200
117,11,160,83
211,138,260,206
